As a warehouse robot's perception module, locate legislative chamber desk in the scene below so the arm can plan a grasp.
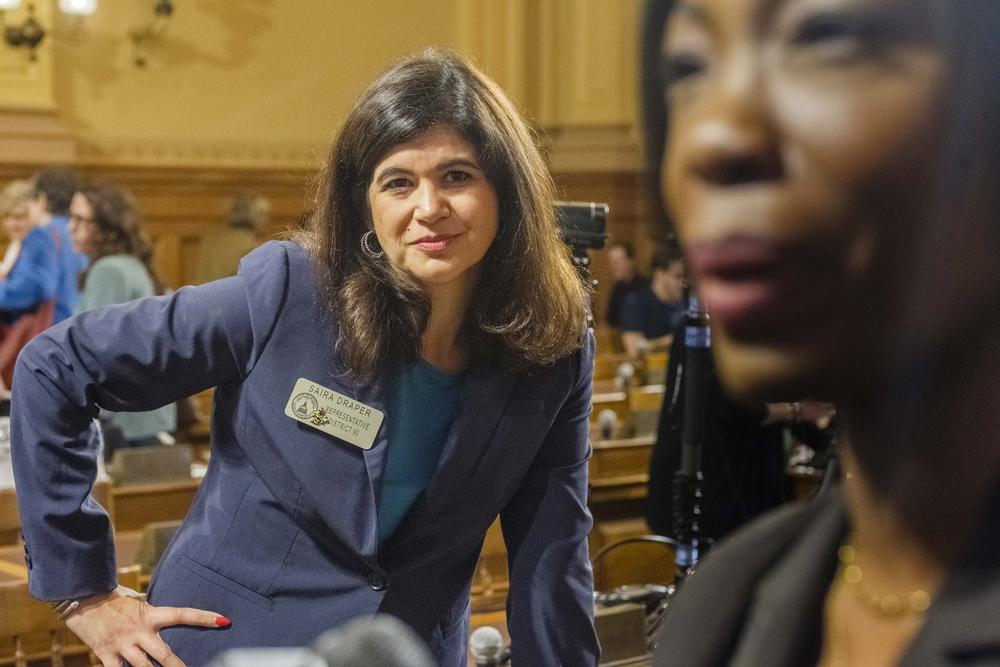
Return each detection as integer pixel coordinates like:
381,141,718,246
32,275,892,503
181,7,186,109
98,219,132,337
2,536,652,666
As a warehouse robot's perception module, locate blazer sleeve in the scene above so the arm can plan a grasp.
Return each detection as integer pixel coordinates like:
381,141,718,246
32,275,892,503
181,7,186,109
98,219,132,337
500,330,600,666
0,227,58,312
10,241,293,601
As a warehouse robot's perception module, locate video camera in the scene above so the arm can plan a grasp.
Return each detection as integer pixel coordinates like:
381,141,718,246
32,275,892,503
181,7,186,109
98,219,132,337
555,201,609,254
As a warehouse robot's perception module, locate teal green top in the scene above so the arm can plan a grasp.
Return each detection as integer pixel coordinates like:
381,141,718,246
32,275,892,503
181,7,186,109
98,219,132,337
77,255,177,440
378,360,465,543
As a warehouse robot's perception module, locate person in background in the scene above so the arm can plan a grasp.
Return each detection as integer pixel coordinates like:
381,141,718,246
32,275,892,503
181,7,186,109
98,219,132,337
68,181,176,453
30,166,84,322
604,242,649,329
620,249,685,358
193,191,271,284
0,180,59,393
647,323,835,544
643,0,1000,665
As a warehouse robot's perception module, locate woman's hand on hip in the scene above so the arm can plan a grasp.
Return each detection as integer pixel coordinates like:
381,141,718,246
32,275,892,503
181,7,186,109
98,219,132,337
64,586,229,667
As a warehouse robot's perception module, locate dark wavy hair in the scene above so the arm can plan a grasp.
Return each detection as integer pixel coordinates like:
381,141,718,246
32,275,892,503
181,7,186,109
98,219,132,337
299,49,588,382
76,180,164,294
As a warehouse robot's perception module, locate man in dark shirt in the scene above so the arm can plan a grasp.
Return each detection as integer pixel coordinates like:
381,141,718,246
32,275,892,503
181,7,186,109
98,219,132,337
620,250,684,358
604,242,649,329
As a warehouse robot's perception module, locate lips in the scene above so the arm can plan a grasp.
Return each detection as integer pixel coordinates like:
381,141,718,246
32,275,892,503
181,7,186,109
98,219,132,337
411,233,460,253
686,235,838,337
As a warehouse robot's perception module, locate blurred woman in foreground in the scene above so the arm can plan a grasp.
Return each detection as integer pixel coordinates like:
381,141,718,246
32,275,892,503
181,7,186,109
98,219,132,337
644,0,1000,665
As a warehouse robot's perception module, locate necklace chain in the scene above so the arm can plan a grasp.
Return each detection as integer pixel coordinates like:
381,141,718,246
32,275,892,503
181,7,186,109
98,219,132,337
836,544,932,617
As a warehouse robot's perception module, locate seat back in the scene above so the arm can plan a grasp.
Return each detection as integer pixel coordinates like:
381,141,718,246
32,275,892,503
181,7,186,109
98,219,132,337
0,581,76,667
0,566,141,667
0,489,19,546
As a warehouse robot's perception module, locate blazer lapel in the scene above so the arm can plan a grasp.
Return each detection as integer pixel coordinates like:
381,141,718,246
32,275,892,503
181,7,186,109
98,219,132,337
385,357,516,544
729,493,847,667
348,374,391,509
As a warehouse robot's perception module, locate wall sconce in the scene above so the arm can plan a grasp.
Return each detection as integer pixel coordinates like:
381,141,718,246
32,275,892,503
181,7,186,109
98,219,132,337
1,2,46,62
1,0,173,65
130,0,173,67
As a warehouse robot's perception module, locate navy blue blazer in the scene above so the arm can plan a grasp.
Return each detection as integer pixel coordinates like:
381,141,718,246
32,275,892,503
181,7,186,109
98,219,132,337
11,241,600,666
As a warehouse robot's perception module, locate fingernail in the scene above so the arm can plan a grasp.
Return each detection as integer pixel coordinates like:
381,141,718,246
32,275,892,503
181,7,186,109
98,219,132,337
214,616,232,628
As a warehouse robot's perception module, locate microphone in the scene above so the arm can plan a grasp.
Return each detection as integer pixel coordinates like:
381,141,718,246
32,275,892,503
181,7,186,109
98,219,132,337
206,615,434,667
615,362,635,391
314,615,435,667
469,625,510,666
597,408,618,440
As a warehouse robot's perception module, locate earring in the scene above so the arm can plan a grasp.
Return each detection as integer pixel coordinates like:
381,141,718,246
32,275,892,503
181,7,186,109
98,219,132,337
360,230,384,260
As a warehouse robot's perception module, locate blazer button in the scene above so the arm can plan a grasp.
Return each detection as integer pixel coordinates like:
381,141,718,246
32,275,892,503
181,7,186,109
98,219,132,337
367,572,387,591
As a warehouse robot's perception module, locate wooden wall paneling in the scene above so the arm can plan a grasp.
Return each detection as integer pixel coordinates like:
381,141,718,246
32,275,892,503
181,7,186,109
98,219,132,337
77,165,314,289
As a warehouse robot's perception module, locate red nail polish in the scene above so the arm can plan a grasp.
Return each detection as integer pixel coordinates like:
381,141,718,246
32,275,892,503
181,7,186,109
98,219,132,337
214,616,232,628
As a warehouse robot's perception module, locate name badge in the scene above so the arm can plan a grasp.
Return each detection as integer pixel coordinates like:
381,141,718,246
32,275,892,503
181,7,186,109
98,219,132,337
284,378,384,450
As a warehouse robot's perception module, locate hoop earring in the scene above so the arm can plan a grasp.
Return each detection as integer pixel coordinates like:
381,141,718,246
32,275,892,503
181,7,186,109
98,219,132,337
360,230,384,260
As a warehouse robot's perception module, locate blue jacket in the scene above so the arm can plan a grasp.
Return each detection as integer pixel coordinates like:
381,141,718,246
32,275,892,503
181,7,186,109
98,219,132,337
49,214,84,322
0,225,58,316
11,241,599,666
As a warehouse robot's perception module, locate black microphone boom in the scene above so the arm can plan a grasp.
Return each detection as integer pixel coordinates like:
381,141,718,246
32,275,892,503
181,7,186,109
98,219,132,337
671,288,710,578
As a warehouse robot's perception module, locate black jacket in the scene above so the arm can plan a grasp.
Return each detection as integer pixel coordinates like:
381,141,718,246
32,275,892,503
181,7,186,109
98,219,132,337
653,483,1000,666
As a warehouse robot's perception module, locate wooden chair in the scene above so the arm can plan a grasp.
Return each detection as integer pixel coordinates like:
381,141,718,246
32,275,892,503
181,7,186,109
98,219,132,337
645,350,669,385
470,519,509,614
589,518,674,592
628,385,665,413
0,489,19,546
593,353,629,381
111,479,200,532
0,581,79,667
627,386,665,437
591,391,629,425
0,566,140,667
136,520,182,580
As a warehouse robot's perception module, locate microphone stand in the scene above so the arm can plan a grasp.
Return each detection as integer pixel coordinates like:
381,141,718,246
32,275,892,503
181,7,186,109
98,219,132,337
671,287,709,582
645,287,710,643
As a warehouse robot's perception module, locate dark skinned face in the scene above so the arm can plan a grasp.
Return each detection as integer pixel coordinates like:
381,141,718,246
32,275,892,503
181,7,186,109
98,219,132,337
660,0,998,402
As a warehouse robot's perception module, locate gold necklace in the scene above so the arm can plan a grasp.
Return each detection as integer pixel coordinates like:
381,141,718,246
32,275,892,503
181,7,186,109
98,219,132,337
837,544,932,617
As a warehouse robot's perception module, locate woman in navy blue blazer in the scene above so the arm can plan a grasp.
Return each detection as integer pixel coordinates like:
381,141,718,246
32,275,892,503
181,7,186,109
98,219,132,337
12,50,599,667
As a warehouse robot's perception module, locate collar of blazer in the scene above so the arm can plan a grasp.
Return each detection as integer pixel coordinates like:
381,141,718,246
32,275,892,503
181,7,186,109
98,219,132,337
373,357,518,554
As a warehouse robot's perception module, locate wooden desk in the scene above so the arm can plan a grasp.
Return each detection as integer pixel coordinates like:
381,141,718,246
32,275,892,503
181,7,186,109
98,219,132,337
589,435,655,505
591,391,629,423
111,479,201,532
